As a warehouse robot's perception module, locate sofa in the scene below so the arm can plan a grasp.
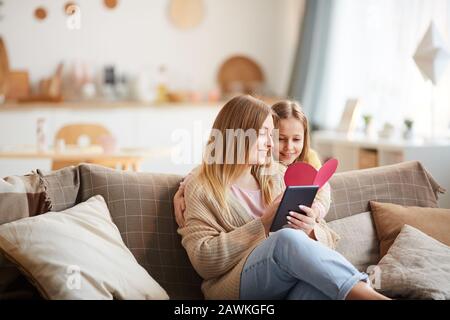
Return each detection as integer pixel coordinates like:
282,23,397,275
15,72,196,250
0,160,445,299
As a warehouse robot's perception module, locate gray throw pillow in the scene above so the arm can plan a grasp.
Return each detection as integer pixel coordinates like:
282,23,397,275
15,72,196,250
328,211,379,272
371,224,450,300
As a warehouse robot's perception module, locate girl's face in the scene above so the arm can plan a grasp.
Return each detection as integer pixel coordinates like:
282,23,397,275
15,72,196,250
275,118,304,165
248,115,274,165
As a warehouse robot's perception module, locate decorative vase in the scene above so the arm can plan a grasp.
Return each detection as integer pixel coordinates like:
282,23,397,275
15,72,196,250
98,135,118,154
403,128,414,140
364,122,375,137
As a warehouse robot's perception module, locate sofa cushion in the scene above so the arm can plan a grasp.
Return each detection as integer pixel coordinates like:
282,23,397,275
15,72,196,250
0,172,51,225
77,164,203,299
328,211,379,272
37,166,80,212
0,195,169,300
326,161,445,222
0,172,51,298
372,225,450,300
370,201,450,258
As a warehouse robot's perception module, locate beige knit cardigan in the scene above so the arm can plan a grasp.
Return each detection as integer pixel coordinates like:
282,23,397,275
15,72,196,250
177,164,340,300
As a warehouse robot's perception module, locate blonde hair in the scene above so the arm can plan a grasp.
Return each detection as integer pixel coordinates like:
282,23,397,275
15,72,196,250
271,100,313,164
198,95,276,214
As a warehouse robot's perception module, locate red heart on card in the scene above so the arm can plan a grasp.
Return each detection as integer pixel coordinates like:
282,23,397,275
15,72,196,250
284,158,338,189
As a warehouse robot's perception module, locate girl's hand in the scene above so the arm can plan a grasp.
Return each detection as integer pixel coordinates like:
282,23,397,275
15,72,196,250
173,172,195,227
260,194,283,235
311,201,325,219
173,186,187,227
287,205,318,240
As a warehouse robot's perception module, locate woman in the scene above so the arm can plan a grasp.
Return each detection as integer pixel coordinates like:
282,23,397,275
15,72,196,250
174,100,331,228
177,95,389,300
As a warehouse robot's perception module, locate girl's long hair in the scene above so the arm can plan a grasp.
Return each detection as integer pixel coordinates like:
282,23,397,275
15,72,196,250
198,95,275,214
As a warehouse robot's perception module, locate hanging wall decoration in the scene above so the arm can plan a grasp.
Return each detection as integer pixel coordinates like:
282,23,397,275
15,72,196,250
168,0,205,30
65,2,78,16
34,6,47,21
104,0,118,10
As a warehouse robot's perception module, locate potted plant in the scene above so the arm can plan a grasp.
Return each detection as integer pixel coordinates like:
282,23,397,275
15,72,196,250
362,114,374,137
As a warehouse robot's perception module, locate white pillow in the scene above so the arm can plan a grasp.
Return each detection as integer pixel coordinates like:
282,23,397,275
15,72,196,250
0,195,169,300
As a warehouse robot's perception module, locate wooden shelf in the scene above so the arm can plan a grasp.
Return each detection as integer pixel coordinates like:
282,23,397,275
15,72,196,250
0,100,222,111
0,96,284,111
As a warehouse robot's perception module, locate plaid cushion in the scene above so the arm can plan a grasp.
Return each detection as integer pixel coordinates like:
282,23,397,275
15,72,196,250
326,161,445,222
37,166,80,212
0,172,51,299
0,172,51,225
77,164,203,299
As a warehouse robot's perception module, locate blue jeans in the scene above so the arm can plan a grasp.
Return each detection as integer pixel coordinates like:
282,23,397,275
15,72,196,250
240,228,368,300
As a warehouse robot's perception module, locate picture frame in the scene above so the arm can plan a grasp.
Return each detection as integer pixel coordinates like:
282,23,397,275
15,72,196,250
337,98,360,134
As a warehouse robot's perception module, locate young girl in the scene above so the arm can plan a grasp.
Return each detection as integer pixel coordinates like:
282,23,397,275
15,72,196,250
271,100,331,228
174,100,331,230
177,95,389,300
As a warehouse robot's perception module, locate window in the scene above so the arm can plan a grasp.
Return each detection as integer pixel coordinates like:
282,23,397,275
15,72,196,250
315,0,450,138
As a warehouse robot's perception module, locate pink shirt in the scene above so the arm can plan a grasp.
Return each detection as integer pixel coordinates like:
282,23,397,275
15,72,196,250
230,184,265,218
229,183,327,220
180,170,328,219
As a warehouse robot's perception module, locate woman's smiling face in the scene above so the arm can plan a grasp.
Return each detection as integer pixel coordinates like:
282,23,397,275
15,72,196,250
274,118,304,165
248,114,274,165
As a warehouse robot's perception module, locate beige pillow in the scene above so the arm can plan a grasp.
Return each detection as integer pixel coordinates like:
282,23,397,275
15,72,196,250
0,195,169,300
328,212,379,272
370,201,450,258
372,225,450,300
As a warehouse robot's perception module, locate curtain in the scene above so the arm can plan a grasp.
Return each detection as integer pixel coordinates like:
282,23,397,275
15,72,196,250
288,0,336,130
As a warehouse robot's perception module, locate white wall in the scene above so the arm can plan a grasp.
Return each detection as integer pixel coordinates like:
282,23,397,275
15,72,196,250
0,0,304,96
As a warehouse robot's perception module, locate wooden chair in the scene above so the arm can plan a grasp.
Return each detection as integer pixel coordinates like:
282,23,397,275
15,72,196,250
52,123,141,171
